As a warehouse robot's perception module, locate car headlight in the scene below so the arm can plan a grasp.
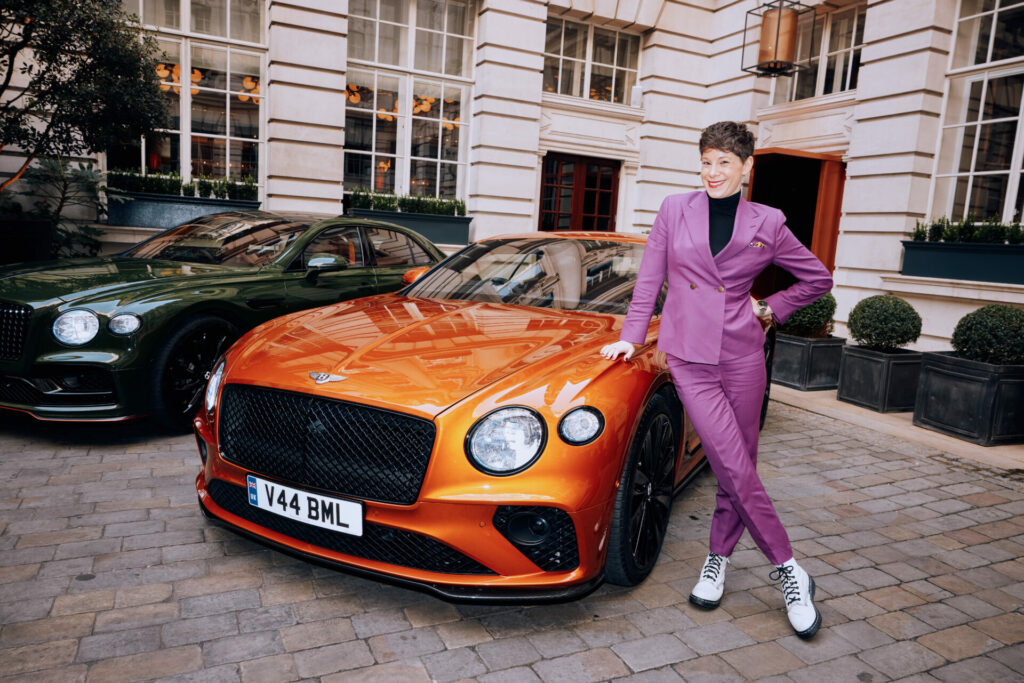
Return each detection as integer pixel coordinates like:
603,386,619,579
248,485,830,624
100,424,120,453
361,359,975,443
204,360,226,414
466,407,546,475
109,314,141,335
53,310,100,345
558,407,604,445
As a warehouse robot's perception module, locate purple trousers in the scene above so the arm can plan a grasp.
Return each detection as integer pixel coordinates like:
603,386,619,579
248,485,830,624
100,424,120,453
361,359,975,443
667,349,792,565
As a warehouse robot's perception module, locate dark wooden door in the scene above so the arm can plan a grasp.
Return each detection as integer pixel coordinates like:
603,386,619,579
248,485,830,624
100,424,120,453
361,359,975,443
539,153,620,231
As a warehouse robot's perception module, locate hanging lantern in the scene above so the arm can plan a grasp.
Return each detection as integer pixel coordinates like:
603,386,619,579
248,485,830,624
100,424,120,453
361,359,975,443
741,1,816,78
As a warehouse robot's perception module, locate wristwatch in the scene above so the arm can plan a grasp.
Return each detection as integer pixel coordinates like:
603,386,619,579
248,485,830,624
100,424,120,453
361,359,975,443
756,299,772,318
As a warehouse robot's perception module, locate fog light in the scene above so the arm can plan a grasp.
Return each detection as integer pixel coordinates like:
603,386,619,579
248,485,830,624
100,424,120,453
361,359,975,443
507,511,550,546
195,433,208,464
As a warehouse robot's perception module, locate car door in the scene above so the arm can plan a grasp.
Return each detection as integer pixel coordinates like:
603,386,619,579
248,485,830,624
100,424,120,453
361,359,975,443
283,225,377,311
364,226,436,294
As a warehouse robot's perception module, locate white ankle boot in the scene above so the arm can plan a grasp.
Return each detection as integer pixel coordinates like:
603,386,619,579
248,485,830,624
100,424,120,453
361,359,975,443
770,558,821,639
689,552,729,609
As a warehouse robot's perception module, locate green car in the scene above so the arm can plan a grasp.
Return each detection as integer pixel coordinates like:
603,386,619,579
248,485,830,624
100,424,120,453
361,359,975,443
0,211,445,428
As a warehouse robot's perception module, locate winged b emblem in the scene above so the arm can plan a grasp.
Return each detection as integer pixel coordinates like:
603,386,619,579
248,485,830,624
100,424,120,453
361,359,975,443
308,371,348,384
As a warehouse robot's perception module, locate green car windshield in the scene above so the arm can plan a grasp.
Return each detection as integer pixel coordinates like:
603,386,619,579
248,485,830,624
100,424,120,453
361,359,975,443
405,237,663,315
124,214,309,267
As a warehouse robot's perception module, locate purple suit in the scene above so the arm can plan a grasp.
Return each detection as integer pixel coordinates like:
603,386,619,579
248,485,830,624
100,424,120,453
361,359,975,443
621,191,833,565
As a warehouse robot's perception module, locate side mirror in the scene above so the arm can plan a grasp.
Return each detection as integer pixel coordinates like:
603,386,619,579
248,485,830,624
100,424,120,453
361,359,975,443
305,253,348,282
402,265,431,285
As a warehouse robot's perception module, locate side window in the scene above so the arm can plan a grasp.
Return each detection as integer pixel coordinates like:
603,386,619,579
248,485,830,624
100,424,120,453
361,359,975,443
302,227,365,268
366,227,433,266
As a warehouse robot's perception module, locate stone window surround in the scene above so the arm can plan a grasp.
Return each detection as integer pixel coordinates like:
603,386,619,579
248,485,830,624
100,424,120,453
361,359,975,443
542,16,641,106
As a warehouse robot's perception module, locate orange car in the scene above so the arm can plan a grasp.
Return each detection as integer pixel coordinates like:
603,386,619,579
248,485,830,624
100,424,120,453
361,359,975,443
194,232,775,601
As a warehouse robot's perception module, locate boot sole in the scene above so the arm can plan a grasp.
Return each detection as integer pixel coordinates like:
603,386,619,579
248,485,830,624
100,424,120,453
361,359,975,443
794,576,821,640
688,593,721,610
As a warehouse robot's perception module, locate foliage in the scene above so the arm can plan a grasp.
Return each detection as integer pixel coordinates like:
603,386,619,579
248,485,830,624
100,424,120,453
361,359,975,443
107,170,256,201
180,182,195,197
779,292,835,338
911,220,927,242
347,188,466,216
17,155,103,256
951,304,1024,365
917,215,1021,245
847,295,921,352
197,177,214,199
0,0,169,194
226,176,257,201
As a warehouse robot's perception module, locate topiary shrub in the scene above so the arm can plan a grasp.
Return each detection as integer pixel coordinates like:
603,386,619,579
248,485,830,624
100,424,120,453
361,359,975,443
847,295,921,351
951,304,1024,365
780,292,835,338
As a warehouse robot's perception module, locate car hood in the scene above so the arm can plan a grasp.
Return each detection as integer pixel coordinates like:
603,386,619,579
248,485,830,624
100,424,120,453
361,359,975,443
0,257,237,307
226,294,627,419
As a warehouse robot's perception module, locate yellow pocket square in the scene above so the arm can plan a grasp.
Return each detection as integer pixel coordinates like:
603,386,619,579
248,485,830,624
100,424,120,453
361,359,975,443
748,241,766,248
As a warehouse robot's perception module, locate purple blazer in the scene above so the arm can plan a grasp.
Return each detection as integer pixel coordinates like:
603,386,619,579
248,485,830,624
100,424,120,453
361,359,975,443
620,191,833,365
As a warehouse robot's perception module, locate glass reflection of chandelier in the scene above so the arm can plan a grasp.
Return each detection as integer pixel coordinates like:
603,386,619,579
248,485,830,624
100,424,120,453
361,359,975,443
238,76,260,102
155,63,202,94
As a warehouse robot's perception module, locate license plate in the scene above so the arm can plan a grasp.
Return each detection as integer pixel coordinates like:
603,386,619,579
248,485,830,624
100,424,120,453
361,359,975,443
246,474,363,537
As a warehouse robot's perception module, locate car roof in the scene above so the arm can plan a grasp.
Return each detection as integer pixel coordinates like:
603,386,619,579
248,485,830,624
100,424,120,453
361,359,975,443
476,231,648,245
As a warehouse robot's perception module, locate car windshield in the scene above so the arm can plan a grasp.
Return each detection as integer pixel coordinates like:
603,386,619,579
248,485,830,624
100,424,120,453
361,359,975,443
124,214,308,267
405,237,664,315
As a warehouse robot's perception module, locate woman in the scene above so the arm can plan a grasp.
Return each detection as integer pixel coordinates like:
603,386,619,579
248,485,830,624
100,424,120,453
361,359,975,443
600,121,832,639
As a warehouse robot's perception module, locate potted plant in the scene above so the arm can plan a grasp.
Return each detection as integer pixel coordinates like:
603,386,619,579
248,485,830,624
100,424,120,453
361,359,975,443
913,304,1024,446
901,215,1024,285
771,292,846,391
837,295,922,412
345,188,471,245
105,170,260,229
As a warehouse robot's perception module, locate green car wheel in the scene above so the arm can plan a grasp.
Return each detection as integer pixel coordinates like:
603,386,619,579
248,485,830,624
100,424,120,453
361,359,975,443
150,315,239,430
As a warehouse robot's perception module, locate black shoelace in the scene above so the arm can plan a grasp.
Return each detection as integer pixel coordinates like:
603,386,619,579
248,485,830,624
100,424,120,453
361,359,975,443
770,565,801,606
701,552,725,581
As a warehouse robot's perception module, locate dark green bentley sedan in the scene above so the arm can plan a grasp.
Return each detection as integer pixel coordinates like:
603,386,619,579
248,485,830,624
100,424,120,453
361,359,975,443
0,211,444,428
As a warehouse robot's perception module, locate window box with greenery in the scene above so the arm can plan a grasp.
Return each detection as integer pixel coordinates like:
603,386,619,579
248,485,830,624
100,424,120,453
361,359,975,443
345,189,471,246
105,171,259,229
771,292,846,391
901,217,1024,285
837,295,922,413
914,305,1024,447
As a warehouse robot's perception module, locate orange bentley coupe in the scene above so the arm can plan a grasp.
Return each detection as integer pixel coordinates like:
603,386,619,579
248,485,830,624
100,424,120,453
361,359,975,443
194,232,775,601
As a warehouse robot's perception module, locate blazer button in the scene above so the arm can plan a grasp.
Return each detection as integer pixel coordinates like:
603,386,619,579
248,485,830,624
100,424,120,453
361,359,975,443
689,283,696,289
717,286,724,292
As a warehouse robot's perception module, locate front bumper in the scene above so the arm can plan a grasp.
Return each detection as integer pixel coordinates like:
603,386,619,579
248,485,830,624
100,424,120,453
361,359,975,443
0,364,144,421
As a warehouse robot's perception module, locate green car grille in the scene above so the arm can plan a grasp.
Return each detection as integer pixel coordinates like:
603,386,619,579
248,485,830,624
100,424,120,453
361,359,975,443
0,301,31,361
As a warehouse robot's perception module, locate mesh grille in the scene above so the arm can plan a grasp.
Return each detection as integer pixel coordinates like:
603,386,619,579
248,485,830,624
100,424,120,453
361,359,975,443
207,479,494,575
0,302,30,361
219,384,436,506
493,506,580,572
0,369,116,406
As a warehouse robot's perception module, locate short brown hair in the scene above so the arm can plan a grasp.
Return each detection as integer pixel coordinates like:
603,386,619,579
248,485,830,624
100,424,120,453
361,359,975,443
699,121,755,160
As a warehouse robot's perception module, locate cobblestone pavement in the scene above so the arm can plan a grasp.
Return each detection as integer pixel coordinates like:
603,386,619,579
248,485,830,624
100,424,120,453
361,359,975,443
2,403,1023,682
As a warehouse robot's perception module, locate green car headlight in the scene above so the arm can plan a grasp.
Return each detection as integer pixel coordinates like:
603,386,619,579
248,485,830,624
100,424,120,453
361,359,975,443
53,310,99,346
109,314,141,335
466,407,546,475
204,360,226,414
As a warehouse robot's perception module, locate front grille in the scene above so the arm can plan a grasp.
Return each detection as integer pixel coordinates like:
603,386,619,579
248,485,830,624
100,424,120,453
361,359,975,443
207,479,494,575
219,384,436,506
0,368,116,406
493,506,580,572
0,302,31,361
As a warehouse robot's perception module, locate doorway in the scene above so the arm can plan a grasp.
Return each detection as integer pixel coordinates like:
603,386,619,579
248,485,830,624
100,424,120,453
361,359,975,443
747,148,844,298
539,153,620,231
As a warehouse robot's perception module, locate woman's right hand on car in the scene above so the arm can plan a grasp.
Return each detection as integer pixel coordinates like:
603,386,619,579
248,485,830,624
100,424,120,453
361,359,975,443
600,340,635,360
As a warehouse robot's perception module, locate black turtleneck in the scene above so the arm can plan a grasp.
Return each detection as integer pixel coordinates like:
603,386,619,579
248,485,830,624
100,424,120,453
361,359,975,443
708,191,740,257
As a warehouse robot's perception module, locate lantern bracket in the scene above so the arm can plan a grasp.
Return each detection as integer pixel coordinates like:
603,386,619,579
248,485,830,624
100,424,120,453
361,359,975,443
741,0,817,78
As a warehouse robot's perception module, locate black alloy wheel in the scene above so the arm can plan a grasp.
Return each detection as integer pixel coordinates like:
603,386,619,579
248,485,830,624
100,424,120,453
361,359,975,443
151,315,238,430
605,389,680,586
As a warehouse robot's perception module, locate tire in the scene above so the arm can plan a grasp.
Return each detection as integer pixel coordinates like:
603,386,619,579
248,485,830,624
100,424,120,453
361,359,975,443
605,388,681,586
150,315,239,431
760,330,775,430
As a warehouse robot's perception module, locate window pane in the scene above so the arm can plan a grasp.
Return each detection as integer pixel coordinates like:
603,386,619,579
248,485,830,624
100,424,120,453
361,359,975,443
970,174,1009,217
145,0,180,29
992,5,1024,62
192,91,227,134
828,9,856,52
351,0,375,19
230,0,262,42
109,137,142,171
413,80,441,118
617,34,639,69
146,134,179,173
598,190,611,213
772,75,793,105
848,48,862,89
590,65,613,101
412,119,439,158
380,0,408,24
1015,172,1024,221
162,90,180,129
614,68,634,104
193,46,227,90
561,59,585,97
439,163,457,198
954,176,970,218
443,84,462,121
960,125,978,173
374,156,395,192
410,159,437,195
346,111,373,151
192,135,226,177
441,121,459,161
230,98,259,139
229,140,258,179
156,39,181,84
793,59,818,100
378,75,400,114
375,114,397,155
445,35,469,76
593,29,616,65
543,56,560,93
932,176,956,217
367,228,415,266
415,29,443,72
985,74,1024,119
954,15,994,67
975,120,1018,171
447,0,471,36
192,0,227,36
345,153,373,189
545,20,562,54
961,0,996,17
346,70,375,110
417,0,444,30
349,18,376,61
231,52,260,95
379,23,408,66
824,52,849,94
563,22,586,60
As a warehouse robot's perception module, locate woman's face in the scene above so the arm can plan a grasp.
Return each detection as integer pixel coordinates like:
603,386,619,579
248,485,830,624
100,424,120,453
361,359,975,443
700,148,753,199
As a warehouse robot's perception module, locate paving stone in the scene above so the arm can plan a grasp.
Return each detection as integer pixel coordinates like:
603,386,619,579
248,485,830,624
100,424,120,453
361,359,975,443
0,638,79,675
669,653,744,682
786,654,886,683
479,665,544,683
421,646,489,682
856,641,947,678
627,606,696,636
76,625,162,661
929,655,1020,682
612,633,696,672
905,603,972,630
867,612,936,640
776,628,860,665
292,640,374,678
971,613,1024,644
917,624,1002,662
161,613,239,647
532,647,630,683
718,642,805,679
86,644,203,682
676,621,756,656
574,616,643,648
528,628,588,657
279,617,356,652
436,619,493,649
202,629,284,666
476,634,543,670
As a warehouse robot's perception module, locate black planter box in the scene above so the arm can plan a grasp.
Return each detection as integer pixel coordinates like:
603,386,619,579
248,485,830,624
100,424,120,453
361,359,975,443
913,351,1024,446
107,190,260,229
350,208,472,245
901,240,1024,285
771,333,846,391
837,346,922,412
